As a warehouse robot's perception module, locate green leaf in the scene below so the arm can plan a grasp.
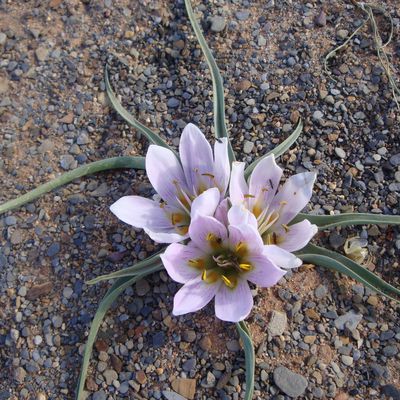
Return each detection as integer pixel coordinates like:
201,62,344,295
293,212,400,230
0,156,144,215
76,265,164,399
105,65,175,153
87,252,164,285
244,120,303,179
297,244,400,301
236,321,255,400
184,0,235,163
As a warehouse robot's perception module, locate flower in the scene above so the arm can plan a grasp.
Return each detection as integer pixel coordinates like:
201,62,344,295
229,154,318,268
161,206,287,322
110,124,230,243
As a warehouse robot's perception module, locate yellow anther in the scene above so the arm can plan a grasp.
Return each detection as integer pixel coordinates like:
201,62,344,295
176,225,189,235
201,173,215,179
253,204,262,218
202,270,219,283
244,194,255,198
188,258,205,270
171,213,184,225
221,275,237,288
279,200,288,206
206,233,222,249
239,263,252,271
235,242,248,257
281,224,290,233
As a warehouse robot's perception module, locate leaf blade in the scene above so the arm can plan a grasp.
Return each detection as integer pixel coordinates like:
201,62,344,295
0,156,145,215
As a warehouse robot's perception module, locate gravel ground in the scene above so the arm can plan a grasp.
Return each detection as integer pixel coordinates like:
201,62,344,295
1,0,400,399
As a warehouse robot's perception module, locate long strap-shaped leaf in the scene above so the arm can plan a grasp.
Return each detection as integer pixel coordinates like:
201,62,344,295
76,265,164,399
293,212,400,230
105,65,176,154
87,252,164,285
184,0,235,164
236,321,255,400
0,156,144,215
297,244,400,301
245,120,303,179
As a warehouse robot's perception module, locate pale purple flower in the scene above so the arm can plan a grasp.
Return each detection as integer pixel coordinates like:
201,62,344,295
110,124,230,243
161,206,286,322
230,154,318,269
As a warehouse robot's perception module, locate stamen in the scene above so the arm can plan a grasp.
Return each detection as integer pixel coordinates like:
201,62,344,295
171,213,184,225
235,242,248,258
221,275,234,288
281,224,290,233
206,233,222,249
202,269,219,283
176,226,189,235
244,194,255,198
201,173,215,179
188,258,205,270
239,263,252,271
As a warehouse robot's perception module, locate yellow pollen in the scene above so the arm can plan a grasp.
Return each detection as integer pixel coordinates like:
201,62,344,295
206,233,222,249
235,242,247,258
244,194,255,198
280,201,288,206
176,226,189,235
221,275,237,288
239,263,252,271
188,258,205,270
202,269,219,283
171,213,184,225
201,173,215,179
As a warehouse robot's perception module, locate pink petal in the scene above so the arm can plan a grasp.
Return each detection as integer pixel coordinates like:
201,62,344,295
173,276,220,316
160,243,204,284
270,172,316,225
179,123,214,195
228,224,264,255
275,220,318,252
249,154,282,211
145,228,188,244
189,215,228,252
229,162,248,205
228,205,258,229
190,187,220,219
146,145,187,205
215,279,253,322
214,198,230,227
263,245,302,269
213,137,230,196
246,254,286,287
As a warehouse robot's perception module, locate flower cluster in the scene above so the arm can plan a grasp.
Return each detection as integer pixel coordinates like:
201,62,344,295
111,124,317,322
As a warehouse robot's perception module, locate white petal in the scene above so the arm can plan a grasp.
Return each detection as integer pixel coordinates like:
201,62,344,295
214,198,230,227
179,123,214,195
263,245,302,269
213,137,230,196
160,243,203,284
173,276,220,316
228,224,264,255
274,220,318,252
228,205,258,229
229,162,248,205
246,254,286,287
215,280,253,322
190,187,220,219
146,145,187,205
270,172,316,225
189,215,228,252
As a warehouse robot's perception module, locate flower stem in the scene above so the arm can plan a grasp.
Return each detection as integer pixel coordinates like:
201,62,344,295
0,156,145,215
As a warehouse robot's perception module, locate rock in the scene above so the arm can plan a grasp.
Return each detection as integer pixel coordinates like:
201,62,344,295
14,367,26,383
182,330,196,343
313,110,324,120
0,32,7,46
47,242,60,257
35,47,49,62
60,113,74,124
243,140,254,154
103,369,118,385
5,216,17,226
92,390,107,400
171,378,196,400
77,132,90,145
273,366,308,398
329,232,345,249
167,98,180,108
237,79,252,91
315,10,327,27
335,147,346,159
26,282,53,300
152,331,165,347
0,77,9,94
63,286,73,299
235,11,250,21
334,311,362,331
226,339,240,352
209,16,226,33
383,345,398,357
38,139,55,153
268,310,287,336
162,391,186,400
199,335,212,351
315,285,328,299
336,29,349,40
135,370,147,384
389,153,400,166
60,154,77,170
182,358,196,372
382,384,400,400
341,355,353,366
135,279,150,296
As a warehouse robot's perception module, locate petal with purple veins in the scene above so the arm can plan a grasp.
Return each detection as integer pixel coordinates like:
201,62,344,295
229,162,248,205
173,276,220,316
228,205,258,229
215,279,253,322
190,187,220,219
246,254,286,287
273,220,318,252
213,137,230,196
189,215,228,251
263,245,302,269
